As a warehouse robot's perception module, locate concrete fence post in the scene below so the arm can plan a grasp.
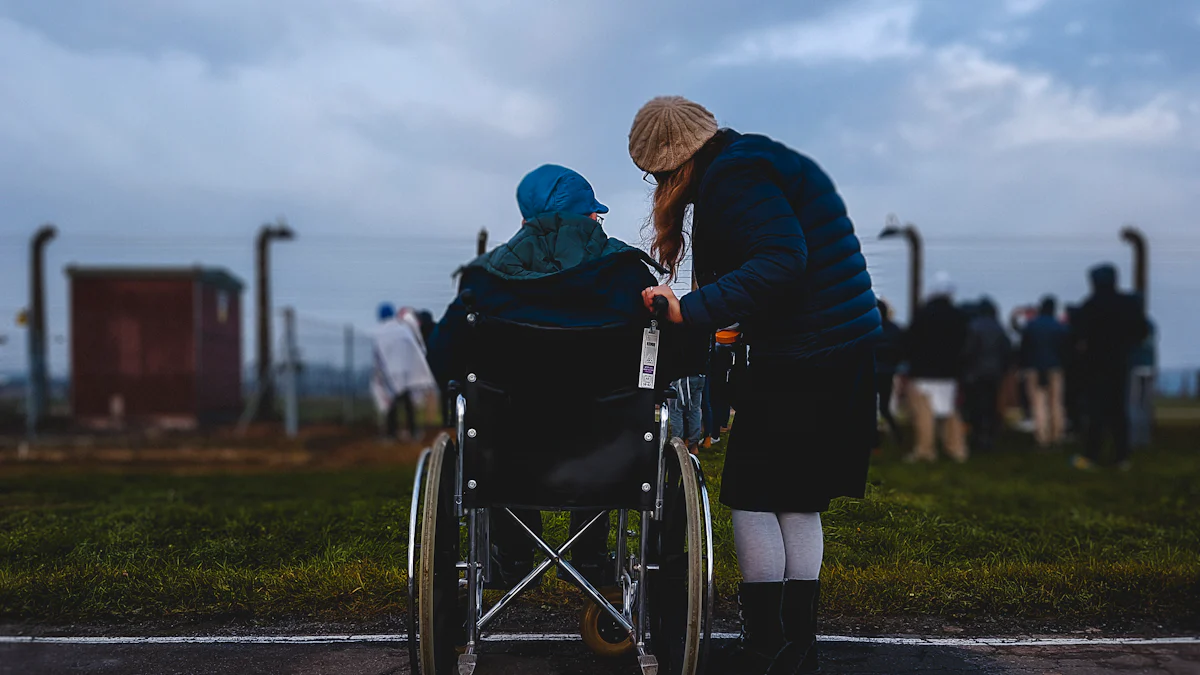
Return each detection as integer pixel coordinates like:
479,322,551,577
282,307,299,438
343,324,354,425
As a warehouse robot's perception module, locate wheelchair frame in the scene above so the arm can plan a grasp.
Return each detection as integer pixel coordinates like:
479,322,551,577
406,318,714,675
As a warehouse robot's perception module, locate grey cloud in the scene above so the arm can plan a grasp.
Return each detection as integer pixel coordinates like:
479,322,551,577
907,45,1182,150
1004,0,1051,16
706,2,923,66
1,0,1199,369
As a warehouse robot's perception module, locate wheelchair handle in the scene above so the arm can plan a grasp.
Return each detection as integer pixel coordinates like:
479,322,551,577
651,295,669,320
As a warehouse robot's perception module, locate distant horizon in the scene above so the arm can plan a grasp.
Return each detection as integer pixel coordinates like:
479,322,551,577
1,228,1197,378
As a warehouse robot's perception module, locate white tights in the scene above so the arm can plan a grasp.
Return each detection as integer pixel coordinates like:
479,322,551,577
731,510,823,582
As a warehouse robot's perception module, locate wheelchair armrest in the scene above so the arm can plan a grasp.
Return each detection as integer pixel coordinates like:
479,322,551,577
664,387,678,400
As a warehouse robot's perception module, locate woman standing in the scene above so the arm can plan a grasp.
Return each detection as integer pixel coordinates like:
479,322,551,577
630,96,881,675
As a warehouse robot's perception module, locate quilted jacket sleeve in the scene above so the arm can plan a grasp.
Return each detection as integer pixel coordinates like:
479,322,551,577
679,164,808,330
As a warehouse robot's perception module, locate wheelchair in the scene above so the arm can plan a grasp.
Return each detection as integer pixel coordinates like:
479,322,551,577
407,299,714,674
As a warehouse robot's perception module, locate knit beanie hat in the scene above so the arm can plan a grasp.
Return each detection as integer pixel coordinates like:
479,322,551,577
628,96,719,174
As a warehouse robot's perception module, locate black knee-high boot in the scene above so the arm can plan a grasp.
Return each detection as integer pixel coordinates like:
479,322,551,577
713,582,786,674
767,579,820,674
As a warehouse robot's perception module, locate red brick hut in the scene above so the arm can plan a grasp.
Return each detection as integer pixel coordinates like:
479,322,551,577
67,266,244,429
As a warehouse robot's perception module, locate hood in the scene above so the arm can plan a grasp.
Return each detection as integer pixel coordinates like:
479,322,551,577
1090,264,1118,293
516,164,608,221
462,212,666,280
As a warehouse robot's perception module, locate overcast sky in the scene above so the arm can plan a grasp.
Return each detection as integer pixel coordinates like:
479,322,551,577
1,0,1198,375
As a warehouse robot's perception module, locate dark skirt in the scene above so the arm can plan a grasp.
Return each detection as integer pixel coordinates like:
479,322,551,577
719,347,877,513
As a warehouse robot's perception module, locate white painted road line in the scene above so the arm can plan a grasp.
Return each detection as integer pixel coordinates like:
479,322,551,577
816,635,1200,647
0,634,1198,647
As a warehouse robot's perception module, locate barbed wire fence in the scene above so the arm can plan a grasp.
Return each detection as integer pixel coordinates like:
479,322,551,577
1,228,1199,437
662,230,1200,398
266,311,376,433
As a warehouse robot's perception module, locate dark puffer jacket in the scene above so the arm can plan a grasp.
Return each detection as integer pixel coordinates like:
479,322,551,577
875,316,906,376
682,130,881,361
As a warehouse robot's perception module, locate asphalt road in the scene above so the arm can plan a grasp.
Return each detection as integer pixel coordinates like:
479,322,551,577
3,640,1199,674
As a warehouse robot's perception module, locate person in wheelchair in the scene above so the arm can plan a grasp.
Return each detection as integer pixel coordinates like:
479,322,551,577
426,163,700,592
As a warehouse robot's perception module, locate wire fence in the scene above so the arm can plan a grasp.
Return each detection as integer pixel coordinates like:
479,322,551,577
261,312,377,428
260,309,446,434
2,228,1199,437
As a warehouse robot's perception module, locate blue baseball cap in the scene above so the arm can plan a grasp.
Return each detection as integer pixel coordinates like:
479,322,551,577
378,302,395,321
516,164,609,221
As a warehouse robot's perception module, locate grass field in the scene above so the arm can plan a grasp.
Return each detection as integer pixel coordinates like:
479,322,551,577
1,427,1198,628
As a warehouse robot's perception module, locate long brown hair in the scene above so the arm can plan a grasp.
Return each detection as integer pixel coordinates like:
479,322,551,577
649,157,697,279
648,131,728,279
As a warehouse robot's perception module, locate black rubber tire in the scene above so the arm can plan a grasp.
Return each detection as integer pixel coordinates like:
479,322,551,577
647,438,704,675
415,433,464,674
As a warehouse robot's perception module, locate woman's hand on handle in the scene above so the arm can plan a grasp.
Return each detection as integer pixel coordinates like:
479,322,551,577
642,285,684,324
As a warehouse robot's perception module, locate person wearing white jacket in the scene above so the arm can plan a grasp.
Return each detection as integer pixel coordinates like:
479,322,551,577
372,303,437,441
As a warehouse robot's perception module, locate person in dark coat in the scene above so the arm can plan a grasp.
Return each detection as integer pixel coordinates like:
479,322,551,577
1021,296,1069,447
425,165,701,618
962,298,1011,451
630,96,881,675
904,275,970,462
1062,303,1087,436
875,299,905,445
1071,264,1149,470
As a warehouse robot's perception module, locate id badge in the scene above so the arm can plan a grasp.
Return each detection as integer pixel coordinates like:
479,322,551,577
638,327,660,389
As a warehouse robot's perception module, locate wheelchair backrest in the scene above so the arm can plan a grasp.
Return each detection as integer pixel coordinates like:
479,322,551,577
459,313,664,511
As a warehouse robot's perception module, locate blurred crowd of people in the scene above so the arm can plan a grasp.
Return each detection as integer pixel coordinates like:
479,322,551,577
367,259,1157,472
368,260,1157,469
875,264,1155,469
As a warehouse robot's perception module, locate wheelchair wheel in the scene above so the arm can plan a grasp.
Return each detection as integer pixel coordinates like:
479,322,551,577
580,587,635,658
647,438,710,675
413,433,465,675
406,446,432,673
